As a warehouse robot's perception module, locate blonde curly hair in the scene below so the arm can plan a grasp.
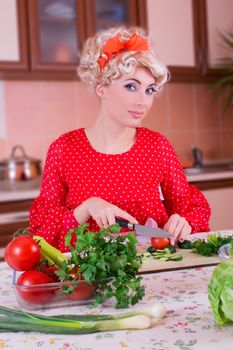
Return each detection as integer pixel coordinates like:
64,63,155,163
78,27,169,91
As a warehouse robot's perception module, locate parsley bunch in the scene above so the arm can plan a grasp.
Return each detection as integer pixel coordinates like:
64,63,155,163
57,224,145,308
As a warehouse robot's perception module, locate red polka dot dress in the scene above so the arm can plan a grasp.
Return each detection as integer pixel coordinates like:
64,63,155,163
29,127,210,252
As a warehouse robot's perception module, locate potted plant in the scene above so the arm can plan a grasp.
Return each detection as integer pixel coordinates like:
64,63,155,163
210,30,233,112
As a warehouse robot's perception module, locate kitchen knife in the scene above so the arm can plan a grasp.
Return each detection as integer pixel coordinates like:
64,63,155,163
115,218,173,238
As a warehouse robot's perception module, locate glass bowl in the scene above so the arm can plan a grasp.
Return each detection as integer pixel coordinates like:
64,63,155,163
218,244,231,262
13,270,110,310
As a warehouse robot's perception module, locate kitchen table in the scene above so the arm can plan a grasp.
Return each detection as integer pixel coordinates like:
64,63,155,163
0,261,232,350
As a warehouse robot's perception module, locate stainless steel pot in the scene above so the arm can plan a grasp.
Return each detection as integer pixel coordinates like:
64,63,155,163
0,145,42,191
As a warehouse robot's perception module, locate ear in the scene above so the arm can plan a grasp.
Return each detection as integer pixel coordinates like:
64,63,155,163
95,84,106,98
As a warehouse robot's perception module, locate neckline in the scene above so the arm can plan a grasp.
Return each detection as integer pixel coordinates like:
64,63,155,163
81,127,141,156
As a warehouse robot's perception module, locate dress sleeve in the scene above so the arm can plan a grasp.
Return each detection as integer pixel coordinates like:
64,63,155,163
29,138,78,251
159,136,211,233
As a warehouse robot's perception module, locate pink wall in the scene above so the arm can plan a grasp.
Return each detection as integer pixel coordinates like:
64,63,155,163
0,80,232,167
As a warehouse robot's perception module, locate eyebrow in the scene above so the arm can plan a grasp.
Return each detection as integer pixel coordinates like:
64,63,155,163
124,78,156,86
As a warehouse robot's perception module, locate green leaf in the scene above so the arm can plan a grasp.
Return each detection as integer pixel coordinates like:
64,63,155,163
61,224,144,308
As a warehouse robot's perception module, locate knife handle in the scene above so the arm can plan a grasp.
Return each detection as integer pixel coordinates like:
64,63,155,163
115,218,134,229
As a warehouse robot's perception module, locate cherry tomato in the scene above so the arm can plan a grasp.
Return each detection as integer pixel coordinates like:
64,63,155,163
65,282,94,300
151,237,170,250
16,270,53,304
5,236,41,271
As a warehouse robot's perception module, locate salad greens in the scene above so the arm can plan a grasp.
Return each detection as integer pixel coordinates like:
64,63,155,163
191,234,232,256
56,224,145,308
208,257,233,325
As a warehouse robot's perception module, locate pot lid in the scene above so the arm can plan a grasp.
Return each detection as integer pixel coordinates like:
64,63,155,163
0,145,41,165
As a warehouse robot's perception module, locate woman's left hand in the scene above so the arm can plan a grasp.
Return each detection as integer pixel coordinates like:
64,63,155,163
163,214,192,244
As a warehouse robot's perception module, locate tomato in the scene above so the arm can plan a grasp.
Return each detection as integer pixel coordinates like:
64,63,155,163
65,282,94,300
16,270,53,304
39,263,60,282
151,237,170,250
5,236,41,271
64,266,93,300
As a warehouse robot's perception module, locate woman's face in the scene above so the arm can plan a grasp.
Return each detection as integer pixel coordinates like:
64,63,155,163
97,66,157,127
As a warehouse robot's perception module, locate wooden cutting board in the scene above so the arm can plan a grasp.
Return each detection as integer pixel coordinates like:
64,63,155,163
137,230,232,273
138,248,220,274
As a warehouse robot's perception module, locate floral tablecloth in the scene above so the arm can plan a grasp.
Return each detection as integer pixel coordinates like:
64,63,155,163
0,262,232,350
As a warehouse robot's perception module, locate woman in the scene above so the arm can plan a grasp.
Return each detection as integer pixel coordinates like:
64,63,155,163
30,27,210,252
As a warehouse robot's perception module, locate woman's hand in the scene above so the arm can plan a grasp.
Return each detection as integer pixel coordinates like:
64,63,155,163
163,214,192,244
74,197,138,228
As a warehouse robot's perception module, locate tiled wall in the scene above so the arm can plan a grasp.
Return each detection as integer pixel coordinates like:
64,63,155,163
0,80,233,166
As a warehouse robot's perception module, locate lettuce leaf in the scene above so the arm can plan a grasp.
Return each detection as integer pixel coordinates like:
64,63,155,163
208,258,233,325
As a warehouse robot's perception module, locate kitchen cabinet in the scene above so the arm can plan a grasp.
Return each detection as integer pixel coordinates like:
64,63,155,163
1,0,230,81
0,0,28,72
202,187,233,231
147,0,232,82
0,199,32,253
191,178,233,231
1,0,147,80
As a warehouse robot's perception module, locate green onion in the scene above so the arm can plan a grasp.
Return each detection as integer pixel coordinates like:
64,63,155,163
0,304,166,334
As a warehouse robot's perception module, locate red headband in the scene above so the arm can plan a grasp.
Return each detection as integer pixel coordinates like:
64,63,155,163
97,33,149,70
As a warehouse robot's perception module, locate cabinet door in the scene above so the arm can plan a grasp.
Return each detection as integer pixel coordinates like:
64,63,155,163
202,188,233,230
0,0,28,70
85,0,147,36
27,0,147,77
205,0,233,74
146,0,203,81
27,0,86,74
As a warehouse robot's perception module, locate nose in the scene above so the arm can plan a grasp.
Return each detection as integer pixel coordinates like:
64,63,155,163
135,89,151,108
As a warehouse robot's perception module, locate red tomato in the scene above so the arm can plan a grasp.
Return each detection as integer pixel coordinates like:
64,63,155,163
39,263,60,282
5,236,41,271
151,237,170,250
66,282,94,300
16,270,53,304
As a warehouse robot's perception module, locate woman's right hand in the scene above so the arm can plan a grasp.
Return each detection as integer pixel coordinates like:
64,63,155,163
73,197,138,228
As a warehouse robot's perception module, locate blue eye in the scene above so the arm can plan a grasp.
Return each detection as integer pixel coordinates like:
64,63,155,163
146,87,156,95
124,83,137,91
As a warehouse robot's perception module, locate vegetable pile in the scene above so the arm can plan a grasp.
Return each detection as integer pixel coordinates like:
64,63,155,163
208,241,233,325
141,238,183,262
0,303,166,334
59,224,145,308
4,224,145,309
191,234,232,256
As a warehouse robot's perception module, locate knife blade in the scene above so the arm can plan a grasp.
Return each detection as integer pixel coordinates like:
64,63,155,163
115,218,173,238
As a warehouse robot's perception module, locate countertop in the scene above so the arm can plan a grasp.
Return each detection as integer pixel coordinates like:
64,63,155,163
185,168,233,182
0,262,232,350
0,188,40,202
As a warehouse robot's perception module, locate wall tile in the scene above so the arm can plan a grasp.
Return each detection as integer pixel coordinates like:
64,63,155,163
2,80,233,165
196,130,222,160
74,83,99,128
142,88,168,132
0,139,6,159
165,130,196,164
4,81,43,138
221,106,233,130
166,83,195,131
194,84,221,130
40,81,77,136
221,130,233,159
